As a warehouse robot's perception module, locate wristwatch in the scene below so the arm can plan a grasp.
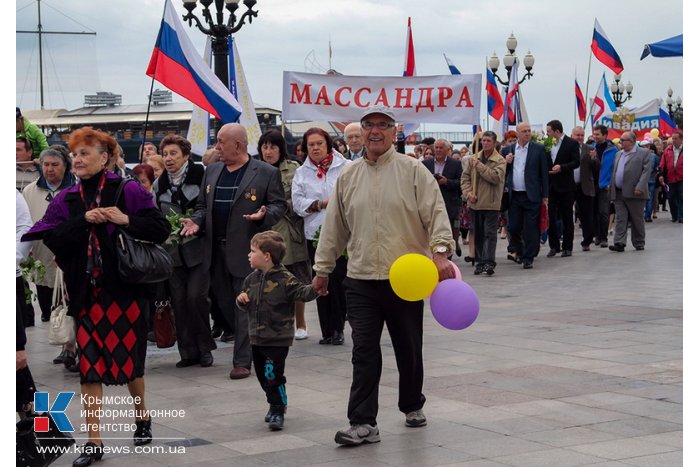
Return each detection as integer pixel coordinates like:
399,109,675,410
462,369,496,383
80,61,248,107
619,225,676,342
433,245,448,255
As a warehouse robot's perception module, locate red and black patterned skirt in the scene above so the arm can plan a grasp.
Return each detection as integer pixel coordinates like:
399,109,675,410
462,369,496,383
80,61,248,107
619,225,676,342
76,288,147,385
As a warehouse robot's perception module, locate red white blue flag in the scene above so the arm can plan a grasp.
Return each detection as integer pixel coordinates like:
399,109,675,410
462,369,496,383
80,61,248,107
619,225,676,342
591,19,624,74
146,0,242,122
486,69,504,121
658,106,678,137
444,54,460,75
403,17,416,77
575,79,586,122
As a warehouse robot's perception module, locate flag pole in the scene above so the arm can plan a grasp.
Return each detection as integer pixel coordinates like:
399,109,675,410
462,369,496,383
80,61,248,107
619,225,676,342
142,0,169,163
583,49,593,131
574,66,577,129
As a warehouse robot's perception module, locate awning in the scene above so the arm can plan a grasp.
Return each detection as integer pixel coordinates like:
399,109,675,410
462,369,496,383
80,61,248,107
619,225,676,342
640,34,683,60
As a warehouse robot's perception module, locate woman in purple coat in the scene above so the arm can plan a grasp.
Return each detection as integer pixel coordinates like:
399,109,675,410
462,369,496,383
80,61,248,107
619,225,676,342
23,127,170,467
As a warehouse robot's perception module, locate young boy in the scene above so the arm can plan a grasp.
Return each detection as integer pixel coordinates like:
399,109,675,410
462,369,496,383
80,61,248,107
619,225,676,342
236,231,318,431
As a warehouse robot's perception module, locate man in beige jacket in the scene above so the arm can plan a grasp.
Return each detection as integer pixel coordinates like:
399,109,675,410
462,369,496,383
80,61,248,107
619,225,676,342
461,131,506,276
312,106,454,446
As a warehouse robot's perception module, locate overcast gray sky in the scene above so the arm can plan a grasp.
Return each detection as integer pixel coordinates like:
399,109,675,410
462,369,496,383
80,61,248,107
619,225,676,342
15,0,683,132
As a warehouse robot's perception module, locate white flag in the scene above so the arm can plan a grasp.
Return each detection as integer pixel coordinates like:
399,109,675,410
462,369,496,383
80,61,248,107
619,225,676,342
229,37,262,156
186,36,212,157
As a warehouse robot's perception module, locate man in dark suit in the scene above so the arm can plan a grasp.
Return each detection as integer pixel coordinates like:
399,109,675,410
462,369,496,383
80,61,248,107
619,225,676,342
571,126,599,251
609,131,652,252
545,120,580,258
182,123,286,379
423,138,463,256
502,122,549,269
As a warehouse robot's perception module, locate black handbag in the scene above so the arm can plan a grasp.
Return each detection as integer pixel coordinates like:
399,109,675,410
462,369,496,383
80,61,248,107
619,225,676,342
114,180,174,284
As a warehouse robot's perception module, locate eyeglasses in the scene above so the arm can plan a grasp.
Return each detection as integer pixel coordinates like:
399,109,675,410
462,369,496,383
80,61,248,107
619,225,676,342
361,121,395,130
619,138,633,142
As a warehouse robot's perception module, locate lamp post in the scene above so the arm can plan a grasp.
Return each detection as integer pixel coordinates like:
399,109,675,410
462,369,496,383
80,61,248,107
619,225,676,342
666,87,683,128
609,73,633,107
182,0,258,128
488,33,534,126
488,33,535,86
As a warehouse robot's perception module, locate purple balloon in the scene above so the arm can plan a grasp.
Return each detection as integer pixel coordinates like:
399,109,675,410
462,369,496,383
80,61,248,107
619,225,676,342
429,279,479,330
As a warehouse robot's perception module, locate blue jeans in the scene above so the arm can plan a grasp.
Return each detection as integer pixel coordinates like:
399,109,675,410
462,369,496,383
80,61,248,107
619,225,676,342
645,182,656,220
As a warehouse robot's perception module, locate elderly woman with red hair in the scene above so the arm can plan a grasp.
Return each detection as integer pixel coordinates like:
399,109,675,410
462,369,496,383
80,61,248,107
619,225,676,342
22,127,170,466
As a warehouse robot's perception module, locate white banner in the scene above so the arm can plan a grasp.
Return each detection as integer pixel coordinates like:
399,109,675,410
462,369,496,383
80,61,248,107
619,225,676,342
282,71,482,124
186,37,212,157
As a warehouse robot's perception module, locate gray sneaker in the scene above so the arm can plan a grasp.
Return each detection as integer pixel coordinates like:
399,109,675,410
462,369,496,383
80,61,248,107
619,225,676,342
334,424,380,445
405,409,427,427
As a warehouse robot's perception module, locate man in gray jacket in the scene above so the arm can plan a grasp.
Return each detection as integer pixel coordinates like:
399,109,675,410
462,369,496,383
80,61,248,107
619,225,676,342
608,131,652,252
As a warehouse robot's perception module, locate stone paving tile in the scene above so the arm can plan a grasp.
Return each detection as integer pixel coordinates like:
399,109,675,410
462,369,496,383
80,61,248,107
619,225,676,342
491,447,609,467
568,438,676,460
618,450,683,466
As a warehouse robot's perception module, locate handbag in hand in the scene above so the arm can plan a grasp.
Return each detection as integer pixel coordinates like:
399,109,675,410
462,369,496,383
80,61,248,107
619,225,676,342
154,300,176,349
539,201,549,234
48,269,75,346
114,179,174,284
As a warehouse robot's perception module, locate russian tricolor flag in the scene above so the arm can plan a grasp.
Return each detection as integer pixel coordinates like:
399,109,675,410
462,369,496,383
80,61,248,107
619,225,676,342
444,54,461,75
659,107,678,137
146,0,242,122
591,19,624,75
486,69,504,121
590,73,617,126
575,79,586,122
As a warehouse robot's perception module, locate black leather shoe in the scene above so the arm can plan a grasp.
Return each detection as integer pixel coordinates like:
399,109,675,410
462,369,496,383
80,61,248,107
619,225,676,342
507,253,522,264
176,358,199,368
609,244,625,252
546,248,560,257
473,264,484,275
319,337,332,345
147,331,156,343
63,350,77,369
200,351,213,367
523,261,533,269
332,331,345,345
41,313,50,322
455,247,462,257
53,350,67,364
561,250,572,257
634,246,645,251
264,406,272,423
211,327,223,339
73,442,104,467
220,332,235,343
134,418,152,446
484,265,495,276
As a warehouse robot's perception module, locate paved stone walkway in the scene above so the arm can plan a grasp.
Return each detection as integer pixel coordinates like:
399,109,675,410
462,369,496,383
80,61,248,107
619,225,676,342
26,211,682,466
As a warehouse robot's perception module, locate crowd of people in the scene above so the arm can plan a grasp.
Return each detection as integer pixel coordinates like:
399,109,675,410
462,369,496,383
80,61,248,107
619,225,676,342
16,109,683,462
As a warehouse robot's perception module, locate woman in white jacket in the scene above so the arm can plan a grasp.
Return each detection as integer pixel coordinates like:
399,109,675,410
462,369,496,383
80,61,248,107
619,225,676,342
292,128,349,345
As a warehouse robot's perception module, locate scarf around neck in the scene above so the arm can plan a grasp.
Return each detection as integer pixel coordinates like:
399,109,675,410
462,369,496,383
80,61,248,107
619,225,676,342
310,153,334,179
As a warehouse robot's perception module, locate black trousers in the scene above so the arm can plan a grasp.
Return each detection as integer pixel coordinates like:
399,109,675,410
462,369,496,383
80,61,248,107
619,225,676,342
36,285,53,320
668,181,683,221
252,345,289,407
169,263,217,360
210,242,251,369
597,188,611,243
507,191,541,262
17,278,35,327
307,241,347,339
344,278,425,425
548,190,575,252
575,186,596,247
472,210,499,267
209,288,232,334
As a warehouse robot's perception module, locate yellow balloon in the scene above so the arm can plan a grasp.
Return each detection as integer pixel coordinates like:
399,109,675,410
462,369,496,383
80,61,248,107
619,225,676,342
389,254,439,301
613,138,620,144
650,128,660,138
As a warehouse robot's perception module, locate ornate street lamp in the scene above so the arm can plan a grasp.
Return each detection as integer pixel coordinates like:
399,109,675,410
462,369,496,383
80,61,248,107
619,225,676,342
666,87,683,128
488,33,535,86
609,73,633,107
182,0,258,125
